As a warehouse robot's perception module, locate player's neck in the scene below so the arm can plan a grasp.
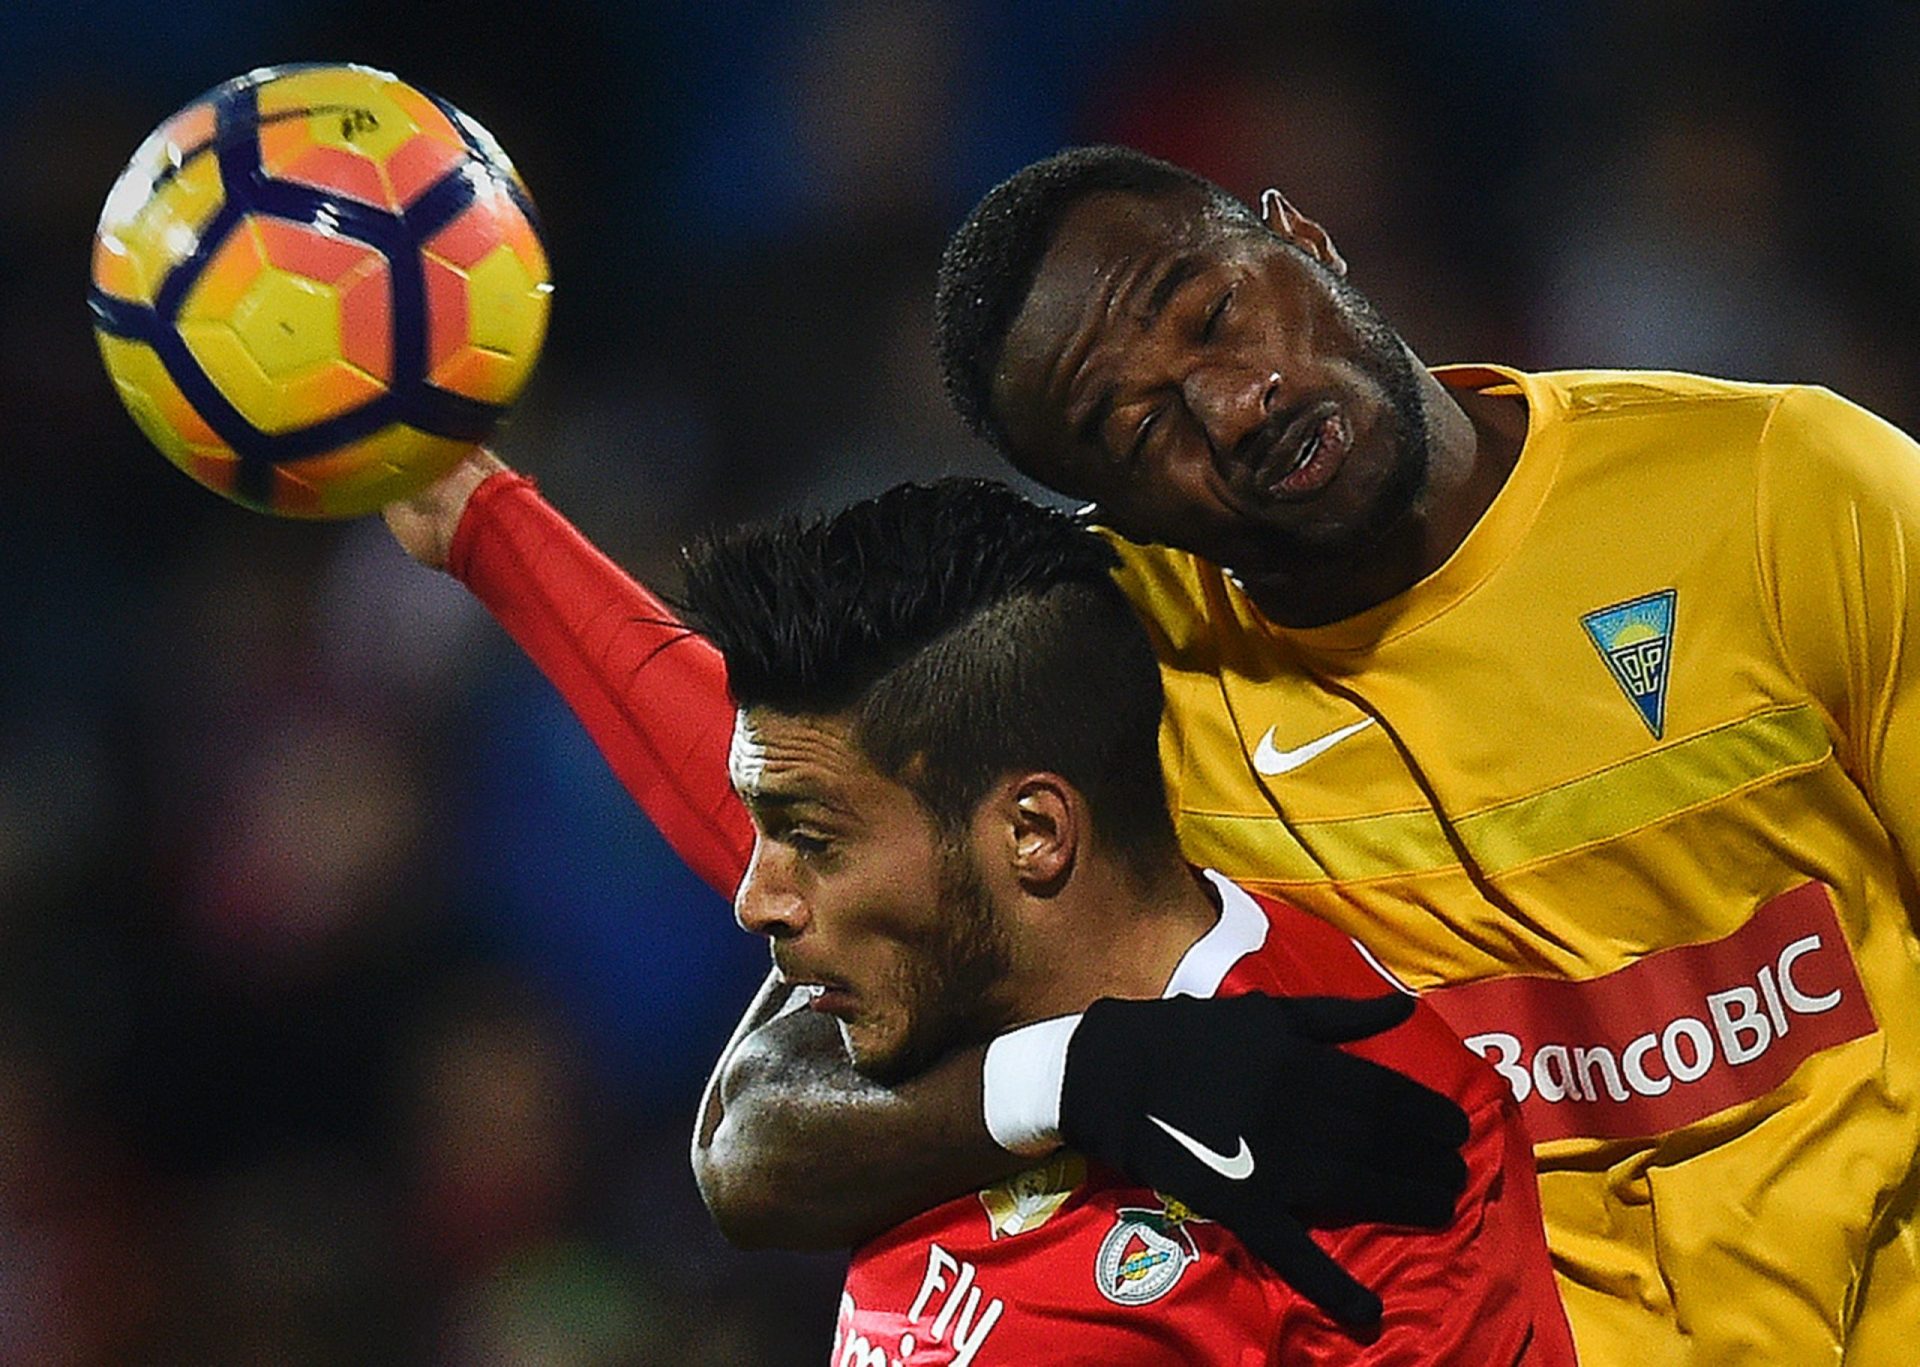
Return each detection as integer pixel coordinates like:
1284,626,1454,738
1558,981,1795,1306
998,862,1223,1023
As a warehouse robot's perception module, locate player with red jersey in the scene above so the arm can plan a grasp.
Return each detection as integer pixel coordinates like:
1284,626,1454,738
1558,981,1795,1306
835,873,1559,1365
388,143,1920,1357
668,479,1573,1362
393,453,1480,1327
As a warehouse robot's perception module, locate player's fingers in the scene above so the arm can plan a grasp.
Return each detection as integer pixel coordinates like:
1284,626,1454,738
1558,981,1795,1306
1238,1217,1383,1328
1282,1150,1463,1230
1275,1097,1469,1215
1271,992,1415,1044
1313,1043,1472,1148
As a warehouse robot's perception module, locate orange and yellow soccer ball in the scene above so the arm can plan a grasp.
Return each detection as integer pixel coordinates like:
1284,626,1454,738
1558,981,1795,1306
90,64,552,518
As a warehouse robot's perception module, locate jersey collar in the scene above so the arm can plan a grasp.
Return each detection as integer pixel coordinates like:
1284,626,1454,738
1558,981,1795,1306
1163,869,1271,999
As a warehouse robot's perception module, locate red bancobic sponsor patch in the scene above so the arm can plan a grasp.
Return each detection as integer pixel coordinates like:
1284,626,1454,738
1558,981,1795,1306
1424,883,1877,1142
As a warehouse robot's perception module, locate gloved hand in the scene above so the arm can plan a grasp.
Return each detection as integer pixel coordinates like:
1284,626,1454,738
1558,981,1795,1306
1060,992,1469,1326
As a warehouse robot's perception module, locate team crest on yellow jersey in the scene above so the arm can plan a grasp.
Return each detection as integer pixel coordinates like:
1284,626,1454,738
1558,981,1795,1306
1582,589,1676,738
978,1151,1086,1239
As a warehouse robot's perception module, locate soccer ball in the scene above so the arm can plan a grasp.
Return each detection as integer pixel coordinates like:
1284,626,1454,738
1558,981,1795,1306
89,64,551,519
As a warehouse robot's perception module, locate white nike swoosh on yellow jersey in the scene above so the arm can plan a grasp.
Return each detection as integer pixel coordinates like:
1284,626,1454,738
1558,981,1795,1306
1147,1114,1256,1180
1252,717,1377,776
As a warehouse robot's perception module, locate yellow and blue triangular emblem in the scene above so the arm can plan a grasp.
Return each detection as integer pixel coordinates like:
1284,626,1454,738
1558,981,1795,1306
1581,590,1676,738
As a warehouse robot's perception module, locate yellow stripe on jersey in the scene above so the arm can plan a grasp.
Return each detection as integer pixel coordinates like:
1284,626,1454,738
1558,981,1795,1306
1181,805,1453,883
1454,702,1832,877
1177,704,1832,888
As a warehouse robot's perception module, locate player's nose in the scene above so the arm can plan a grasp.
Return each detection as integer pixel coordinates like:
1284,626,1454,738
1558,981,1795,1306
734,842,809,939
1185,365,1283,455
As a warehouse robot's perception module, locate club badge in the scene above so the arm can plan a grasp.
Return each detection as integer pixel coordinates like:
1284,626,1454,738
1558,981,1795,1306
1582,589,1677,738
1094,1196,1206,1305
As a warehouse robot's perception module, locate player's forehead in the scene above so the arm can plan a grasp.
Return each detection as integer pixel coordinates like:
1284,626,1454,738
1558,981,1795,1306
988,189,1218,482
1009,188,1218,364
730,708,858,798
728,706,908,822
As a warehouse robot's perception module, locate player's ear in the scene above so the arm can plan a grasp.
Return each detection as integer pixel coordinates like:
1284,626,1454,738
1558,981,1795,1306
1001,773,1078,894
1259,188,1347,278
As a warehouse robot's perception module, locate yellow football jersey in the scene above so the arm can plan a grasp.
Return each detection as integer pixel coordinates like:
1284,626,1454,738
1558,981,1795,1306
1107,367,1920,1364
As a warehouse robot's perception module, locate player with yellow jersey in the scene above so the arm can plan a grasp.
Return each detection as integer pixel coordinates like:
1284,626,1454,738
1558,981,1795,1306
1107,364,1920,1362
930,145,1920,1361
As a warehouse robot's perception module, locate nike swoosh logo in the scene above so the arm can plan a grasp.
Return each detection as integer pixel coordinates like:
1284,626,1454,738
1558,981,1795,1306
1147,1114,1256,1180
1252,717,1376,776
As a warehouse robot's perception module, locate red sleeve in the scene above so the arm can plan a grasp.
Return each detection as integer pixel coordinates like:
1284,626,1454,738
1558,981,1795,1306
448,470,753,898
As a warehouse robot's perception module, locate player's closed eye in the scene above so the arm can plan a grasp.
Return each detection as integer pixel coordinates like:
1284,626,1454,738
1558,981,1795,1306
1200,287,1235,341
787,830,833,860
1129,407,1167,464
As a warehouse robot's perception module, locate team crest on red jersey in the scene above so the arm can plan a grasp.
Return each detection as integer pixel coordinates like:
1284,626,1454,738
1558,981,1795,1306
1095,1197,1206,1305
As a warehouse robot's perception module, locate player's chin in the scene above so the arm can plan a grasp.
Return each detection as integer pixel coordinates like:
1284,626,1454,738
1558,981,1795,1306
846,1042,911,1086
845,1020,939,1087
1241,474,1406,566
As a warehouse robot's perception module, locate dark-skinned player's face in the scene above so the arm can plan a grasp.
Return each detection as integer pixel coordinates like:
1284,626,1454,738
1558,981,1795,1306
990,189,1431,579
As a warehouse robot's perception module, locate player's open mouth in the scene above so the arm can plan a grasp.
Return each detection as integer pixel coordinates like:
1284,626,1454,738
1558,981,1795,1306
807,986,856,1017
1250,402,1349,501
788,978,856,1017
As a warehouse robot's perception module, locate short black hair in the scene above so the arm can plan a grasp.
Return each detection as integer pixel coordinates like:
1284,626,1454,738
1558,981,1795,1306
679,478,1180,877
934,145,1259,468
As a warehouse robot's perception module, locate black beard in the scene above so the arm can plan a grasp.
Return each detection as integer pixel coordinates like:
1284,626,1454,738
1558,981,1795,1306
856,840,1013,1086
1346,289,1433,549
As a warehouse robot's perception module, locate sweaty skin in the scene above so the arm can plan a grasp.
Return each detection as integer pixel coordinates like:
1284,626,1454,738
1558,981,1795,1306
991,188,1527,627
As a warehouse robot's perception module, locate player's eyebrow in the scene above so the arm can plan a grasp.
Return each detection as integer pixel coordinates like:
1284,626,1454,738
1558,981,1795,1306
740,788,848,822
1142,253,1206,324
742,789,808,815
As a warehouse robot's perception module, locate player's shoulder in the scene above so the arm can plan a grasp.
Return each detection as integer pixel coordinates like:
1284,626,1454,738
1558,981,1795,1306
1443,362,1783,408
1493,369,1920,539
1751,381,1919,479
1746,383,1920,562
1092,525,1222,658
1508,369,1920,500
1446,365,1797,482
1221,879,1410,999
1528,366,1793,425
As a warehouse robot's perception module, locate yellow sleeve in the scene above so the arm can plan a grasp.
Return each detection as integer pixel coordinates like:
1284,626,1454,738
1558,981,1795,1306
1757,385,1920,883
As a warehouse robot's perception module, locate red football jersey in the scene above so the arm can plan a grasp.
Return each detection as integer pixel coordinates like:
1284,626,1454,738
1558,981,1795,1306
833,874,1576,1366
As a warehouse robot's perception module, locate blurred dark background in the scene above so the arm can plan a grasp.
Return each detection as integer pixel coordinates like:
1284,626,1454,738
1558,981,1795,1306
6,1,1920,1362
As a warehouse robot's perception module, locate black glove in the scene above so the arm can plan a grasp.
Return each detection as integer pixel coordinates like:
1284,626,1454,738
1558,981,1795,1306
1059,991,1470,1326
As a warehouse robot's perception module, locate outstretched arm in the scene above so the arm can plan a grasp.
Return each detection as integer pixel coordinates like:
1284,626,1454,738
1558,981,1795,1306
693,970,1026,1250
385,452,752,897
